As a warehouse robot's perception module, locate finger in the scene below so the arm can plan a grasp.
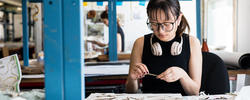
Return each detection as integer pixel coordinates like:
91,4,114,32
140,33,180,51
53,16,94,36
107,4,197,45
160,75,174,82
135,66,144,77
165,69,172,75
136,64,147,75
168,77,177,82
138,63,149,74
129,70,139,80
160,76,172,82
133,71,141,79
157,70,168,79
158,68,173,78
131,67,140,79
166,75,179,82
166,72,173,78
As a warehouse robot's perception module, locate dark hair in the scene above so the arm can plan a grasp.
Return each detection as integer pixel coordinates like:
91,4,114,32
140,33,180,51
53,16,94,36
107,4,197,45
100,10,121,26
100,10,108,19
147,0,190,36
87,10,96,19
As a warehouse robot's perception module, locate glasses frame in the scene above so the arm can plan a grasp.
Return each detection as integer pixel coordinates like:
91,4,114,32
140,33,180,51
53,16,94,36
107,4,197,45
146,19,176,32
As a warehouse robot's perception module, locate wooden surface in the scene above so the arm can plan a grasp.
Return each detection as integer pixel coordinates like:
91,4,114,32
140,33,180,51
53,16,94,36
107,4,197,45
21,78,44,83
228,69,250,77
98,54,130,61
2,47,9,57
0,42,35,58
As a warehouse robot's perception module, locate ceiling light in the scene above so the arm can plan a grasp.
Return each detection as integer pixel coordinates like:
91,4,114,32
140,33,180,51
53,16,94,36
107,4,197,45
17,7,22,11
0,2,4,6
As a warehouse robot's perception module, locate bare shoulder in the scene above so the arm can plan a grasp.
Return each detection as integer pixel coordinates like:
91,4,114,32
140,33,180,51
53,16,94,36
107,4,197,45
131,36,144,56
189,35,201,47
134,36,144,47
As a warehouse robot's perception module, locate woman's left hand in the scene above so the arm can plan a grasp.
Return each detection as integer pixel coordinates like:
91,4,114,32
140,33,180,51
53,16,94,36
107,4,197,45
157,67,186,82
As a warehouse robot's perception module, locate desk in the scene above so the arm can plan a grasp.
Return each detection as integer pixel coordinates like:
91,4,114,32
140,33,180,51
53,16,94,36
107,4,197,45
20,69,250,87
20,63,250,95
0,42,35,58
228,69,250,77
21,74,44,89
86,93,235,100
20,63,130,92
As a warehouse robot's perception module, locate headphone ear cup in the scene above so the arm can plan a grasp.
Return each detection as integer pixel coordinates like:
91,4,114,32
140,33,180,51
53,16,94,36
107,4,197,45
152,42,162,56
171,42,179,56
176,43,182,55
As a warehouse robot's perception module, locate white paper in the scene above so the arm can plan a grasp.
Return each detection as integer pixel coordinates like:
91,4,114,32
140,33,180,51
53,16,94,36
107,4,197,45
0,54,22,92
211,51,246,68
86,93,182,100
236,74,246,92
235,86,250,100
85,64,129,77
22,74,44,79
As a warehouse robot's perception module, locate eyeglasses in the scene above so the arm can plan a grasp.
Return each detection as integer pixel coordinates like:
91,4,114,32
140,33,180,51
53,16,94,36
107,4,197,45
147,19,176,32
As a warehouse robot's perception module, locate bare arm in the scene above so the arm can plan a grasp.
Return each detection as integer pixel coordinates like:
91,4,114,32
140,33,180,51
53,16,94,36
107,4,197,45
157,35,202,95
117,33,122,52
87,40,107,47
126,37,148,93
180,36,202,95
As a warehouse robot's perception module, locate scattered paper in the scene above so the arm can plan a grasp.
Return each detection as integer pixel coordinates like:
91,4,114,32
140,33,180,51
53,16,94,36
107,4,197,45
0,54,22,92
86,93,183,100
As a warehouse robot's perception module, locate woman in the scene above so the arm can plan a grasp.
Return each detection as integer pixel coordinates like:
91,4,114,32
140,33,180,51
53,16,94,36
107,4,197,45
88,10,125,53
125,0,202,95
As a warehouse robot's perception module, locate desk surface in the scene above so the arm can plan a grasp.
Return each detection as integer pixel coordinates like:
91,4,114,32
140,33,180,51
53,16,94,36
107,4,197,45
20,68,250,88
86,93,235,100
21,69,250,82
0,42,35,48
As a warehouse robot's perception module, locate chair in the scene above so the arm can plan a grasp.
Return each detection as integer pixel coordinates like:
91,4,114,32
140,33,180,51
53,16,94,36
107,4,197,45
200,52,230,94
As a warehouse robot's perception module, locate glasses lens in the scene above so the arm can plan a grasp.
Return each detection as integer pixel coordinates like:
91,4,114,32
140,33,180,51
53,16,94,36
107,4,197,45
146,18,175,32
163,23,174,31
148,23,174,32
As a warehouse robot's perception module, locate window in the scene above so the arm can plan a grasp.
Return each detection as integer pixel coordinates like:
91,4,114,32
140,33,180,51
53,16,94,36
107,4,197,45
206,0,235,52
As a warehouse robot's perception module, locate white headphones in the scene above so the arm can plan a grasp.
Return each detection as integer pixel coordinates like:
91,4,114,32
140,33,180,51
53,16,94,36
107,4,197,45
150,34,183,56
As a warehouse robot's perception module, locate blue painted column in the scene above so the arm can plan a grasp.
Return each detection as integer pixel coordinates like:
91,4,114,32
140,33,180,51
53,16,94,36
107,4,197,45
108,0,118,61
43,0,84,99
22,0,29,66
43,0,64,99
196,0,201,41
62,0,85,99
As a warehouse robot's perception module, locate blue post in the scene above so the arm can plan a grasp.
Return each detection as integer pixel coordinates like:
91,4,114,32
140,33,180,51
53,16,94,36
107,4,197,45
196,0,201,41
43,0,64,99
43,0,84,99
22,0,29,67
62,0,84,99
108,0,118,61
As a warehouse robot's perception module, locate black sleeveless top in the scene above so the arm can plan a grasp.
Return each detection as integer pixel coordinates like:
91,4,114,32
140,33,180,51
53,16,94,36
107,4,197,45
117,25,125,52
142,33,190,95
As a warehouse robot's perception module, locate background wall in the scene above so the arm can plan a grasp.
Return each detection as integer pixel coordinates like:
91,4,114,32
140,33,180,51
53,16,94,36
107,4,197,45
237,0,250,53
83,0,197,53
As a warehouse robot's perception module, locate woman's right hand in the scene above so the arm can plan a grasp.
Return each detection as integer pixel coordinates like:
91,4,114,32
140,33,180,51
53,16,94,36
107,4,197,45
129,63,149,80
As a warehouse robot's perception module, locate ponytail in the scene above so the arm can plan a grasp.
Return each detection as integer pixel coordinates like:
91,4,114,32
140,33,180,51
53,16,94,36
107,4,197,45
176,15,190,36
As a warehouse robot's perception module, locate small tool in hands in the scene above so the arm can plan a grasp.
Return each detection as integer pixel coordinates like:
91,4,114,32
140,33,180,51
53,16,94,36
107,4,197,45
147,73,157,77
